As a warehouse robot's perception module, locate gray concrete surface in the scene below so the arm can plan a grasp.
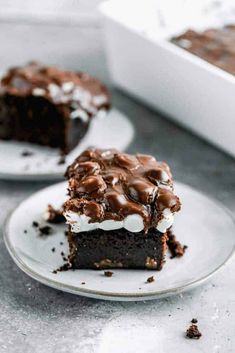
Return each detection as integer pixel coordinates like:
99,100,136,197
0,20,235,353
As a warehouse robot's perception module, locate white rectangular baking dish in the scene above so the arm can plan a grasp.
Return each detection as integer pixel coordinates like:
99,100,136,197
100,0,235,158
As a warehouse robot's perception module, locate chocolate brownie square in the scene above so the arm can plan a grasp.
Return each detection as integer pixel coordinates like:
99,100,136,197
63,148,181,270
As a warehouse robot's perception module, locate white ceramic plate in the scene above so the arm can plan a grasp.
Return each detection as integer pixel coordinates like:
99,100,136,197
4,181,235,301
0,108,134,181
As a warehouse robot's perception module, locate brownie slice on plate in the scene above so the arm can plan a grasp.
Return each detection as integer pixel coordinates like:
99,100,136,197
0,62,110,154
63,148,181,270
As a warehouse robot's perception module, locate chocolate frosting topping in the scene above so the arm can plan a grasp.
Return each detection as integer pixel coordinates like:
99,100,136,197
0,62,110,117
64,148,181,233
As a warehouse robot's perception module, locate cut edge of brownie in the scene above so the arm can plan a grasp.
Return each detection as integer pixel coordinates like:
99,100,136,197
0,94,89,154
67,227,168,270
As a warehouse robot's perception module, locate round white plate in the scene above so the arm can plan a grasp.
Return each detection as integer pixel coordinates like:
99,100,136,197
4,181,235,301
0,109,134,181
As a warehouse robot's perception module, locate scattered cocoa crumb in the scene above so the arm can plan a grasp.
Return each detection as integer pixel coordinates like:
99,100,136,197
45,204,65,224
104,271,113,277
32,221,39,228
51,247,55,253
55,263,72,273
61,251,65,256
60,242,64,245
186,324,202,339
64,231,69,237
39,225,52,236
81,282,85,285
146,276,155,283
52,270,57,274
24,230,27,234
167,229,187,258
21,150,33,157
191,318,198,324
58,156,66,165
62,257,67,262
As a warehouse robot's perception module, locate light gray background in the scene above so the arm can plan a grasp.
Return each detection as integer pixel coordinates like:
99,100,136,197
0,2,235,352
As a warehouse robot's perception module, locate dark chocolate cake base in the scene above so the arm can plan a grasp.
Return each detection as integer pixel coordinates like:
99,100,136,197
68,228,168,270
0,94,88,153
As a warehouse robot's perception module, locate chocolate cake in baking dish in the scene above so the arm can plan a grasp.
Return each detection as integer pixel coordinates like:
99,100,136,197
172,25,235,75
63,148,181,270
0,62,110,154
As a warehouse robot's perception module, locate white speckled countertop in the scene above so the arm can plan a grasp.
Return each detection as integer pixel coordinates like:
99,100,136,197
0,7,235,352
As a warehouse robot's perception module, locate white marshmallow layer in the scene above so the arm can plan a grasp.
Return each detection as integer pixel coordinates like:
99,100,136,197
64,209,174,234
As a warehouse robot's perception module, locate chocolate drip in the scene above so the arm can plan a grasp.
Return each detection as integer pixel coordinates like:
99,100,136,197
156,187,181,212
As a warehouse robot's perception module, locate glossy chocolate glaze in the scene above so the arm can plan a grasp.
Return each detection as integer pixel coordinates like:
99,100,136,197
172,25,235,75
64,148,181,232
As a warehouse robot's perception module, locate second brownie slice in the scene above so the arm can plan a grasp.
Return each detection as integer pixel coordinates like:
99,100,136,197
0,63,111,154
